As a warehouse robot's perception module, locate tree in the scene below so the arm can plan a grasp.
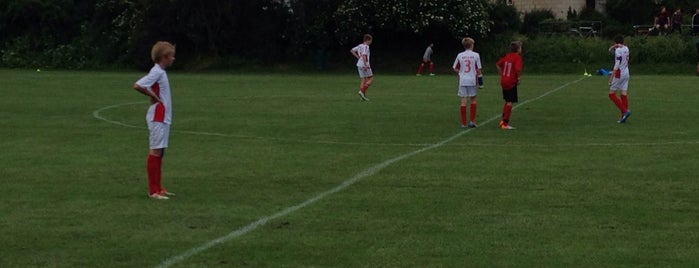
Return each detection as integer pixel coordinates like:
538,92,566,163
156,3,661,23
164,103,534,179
333,0,492,44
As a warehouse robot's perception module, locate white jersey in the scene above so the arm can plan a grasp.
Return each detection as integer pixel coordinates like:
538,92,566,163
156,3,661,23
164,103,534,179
452,50,482,86
423,46,433,61
136,64,172,124
613,45,630,78
352,43,370,68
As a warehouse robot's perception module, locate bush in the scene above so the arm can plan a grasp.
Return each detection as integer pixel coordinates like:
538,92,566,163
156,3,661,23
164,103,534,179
522,9,555,36
519,35,697,73
490,0,521,35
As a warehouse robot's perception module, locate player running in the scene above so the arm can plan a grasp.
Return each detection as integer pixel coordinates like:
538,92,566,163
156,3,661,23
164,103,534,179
495,41,523,130
350,34,373,101
607,34,632,123
452,37,483,128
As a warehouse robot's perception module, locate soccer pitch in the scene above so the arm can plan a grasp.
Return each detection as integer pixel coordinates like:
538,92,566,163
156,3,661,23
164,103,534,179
1,69,698,267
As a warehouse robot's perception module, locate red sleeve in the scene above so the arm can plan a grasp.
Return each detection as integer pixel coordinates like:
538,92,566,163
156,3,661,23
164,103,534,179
496,57,504,68
515,55,523,73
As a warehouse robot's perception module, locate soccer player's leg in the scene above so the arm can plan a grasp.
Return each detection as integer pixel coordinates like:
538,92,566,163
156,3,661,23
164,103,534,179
619,89,631,123
147,122,170,199
417,62,425,75
458,87,468,128
428,60,435,76
468,88,478,128
500,87,517,129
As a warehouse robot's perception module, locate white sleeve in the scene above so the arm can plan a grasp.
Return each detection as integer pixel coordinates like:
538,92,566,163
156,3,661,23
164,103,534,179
136,69,161,88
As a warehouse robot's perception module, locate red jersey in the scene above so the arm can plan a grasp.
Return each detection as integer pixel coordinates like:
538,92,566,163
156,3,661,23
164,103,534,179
496,52,523,90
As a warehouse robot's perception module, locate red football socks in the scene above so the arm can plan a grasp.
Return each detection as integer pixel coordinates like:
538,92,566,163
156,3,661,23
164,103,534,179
502,104,512,123
620,95,628,112
360,85,369,94
608,93,625,112
147,154,162,195
469,103,477,123
417,64,424,74
460,106,467,125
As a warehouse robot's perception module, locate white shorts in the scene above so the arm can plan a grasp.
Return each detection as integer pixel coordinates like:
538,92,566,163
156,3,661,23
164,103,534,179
147,121,170,149
357,67,373,78
610,76,629,91
457,86,478,97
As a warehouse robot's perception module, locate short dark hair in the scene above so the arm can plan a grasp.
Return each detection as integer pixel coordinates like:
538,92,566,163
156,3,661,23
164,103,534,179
363,34,373,42
510,41,522,52
462,38,474,49
614,34,624,44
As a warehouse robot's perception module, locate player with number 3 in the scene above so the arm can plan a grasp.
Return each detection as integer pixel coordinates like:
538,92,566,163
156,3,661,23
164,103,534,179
452,37,483,128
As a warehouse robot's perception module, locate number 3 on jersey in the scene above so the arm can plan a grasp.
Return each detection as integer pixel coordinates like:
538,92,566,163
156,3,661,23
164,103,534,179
463,59,472,73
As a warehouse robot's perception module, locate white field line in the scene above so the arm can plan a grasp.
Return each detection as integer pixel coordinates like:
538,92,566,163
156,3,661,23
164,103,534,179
93,95,699,148
153,76,587,268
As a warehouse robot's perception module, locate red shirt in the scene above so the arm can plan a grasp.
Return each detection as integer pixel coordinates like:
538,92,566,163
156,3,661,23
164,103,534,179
496,52,523,90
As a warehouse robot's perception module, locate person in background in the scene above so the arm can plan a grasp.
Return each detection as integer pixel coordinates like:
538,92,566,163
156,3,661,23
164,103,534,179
350,34,373,101
655,6,670,35
671,7,683,34
416,43,435,76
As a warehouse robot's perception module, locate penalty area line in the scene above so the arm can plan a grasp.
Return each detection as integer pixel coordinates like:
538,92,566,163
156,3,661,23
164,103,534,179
154,76,586,268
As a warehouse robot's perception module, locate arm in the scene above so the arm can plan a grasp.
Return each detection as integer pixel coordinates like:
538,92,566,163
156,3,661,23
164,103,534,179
349,48,359,59
133,83,161,104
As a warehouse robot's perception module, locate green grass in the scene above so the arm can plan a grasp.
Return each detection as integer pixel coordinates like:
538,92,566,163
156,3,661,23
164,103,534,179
1,69,698,267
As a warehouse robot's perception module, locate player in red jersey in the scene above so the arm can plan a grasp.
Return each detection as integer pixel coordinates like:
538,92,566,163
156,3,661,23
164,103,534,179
132,41,176,200
350,34,373,101
495,41,523,130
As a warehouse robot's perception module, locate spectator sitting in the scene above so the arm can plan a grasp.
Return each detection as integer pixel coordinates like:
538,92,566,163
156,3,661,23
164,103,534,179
655,6,670,35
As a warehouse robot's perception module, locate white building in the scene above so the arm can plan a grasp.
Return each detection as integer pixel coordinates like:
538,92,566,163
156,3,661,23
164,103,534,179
501,0,607,18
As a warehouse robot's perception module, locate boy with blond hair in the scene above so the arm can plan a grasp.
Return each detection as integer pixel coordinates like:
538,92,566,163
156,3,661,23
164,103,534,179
452,37,482,128
350,34,373,101
132,41,176,200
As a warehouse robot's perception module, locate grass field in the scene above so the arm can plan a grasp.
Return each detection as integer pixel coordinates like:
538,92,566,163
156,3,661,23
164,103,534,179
1,69,698,267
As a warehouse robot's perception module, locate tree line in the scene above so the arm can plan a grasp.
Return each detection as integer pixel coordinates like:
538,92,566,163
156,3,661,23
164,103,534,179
0,0,693,70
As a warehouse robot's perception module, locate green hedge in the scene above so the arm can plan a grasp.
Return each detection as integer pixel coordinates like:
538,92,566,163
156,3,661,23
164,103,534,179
519,35,698,73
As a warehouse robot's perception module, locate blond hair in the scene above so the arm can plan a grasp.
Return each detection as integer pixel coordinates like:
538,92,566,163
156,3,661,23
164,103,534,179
151,41,175,63
462,37,474,49
363,34,373,42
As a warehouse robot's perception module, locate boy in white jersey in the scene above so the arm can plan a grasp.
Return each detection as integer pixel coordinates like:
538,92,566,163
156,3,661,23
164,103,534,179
607,35,632,123
350,34,373,101
452,37,483,128
133,41,176,200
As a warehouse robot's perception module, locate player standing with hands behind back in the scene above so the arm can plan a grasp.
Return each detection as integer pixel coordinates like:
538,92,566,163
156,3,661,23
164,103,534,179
350,34,373,101
132,41,176,200
453,37,482,128
608,35,632,123
496,41,523,130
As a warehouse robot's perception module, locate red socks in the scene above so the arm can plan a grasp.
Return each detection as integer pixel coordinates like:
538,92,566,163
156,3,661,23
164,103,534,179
428,63,434,73
459,104,477,125
502,104,512,123
417,64,424,74
470,103,477,123
460,106,467,125
147,154,162,195
360,85,369,94
609,93,625,112
620,95,628,112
